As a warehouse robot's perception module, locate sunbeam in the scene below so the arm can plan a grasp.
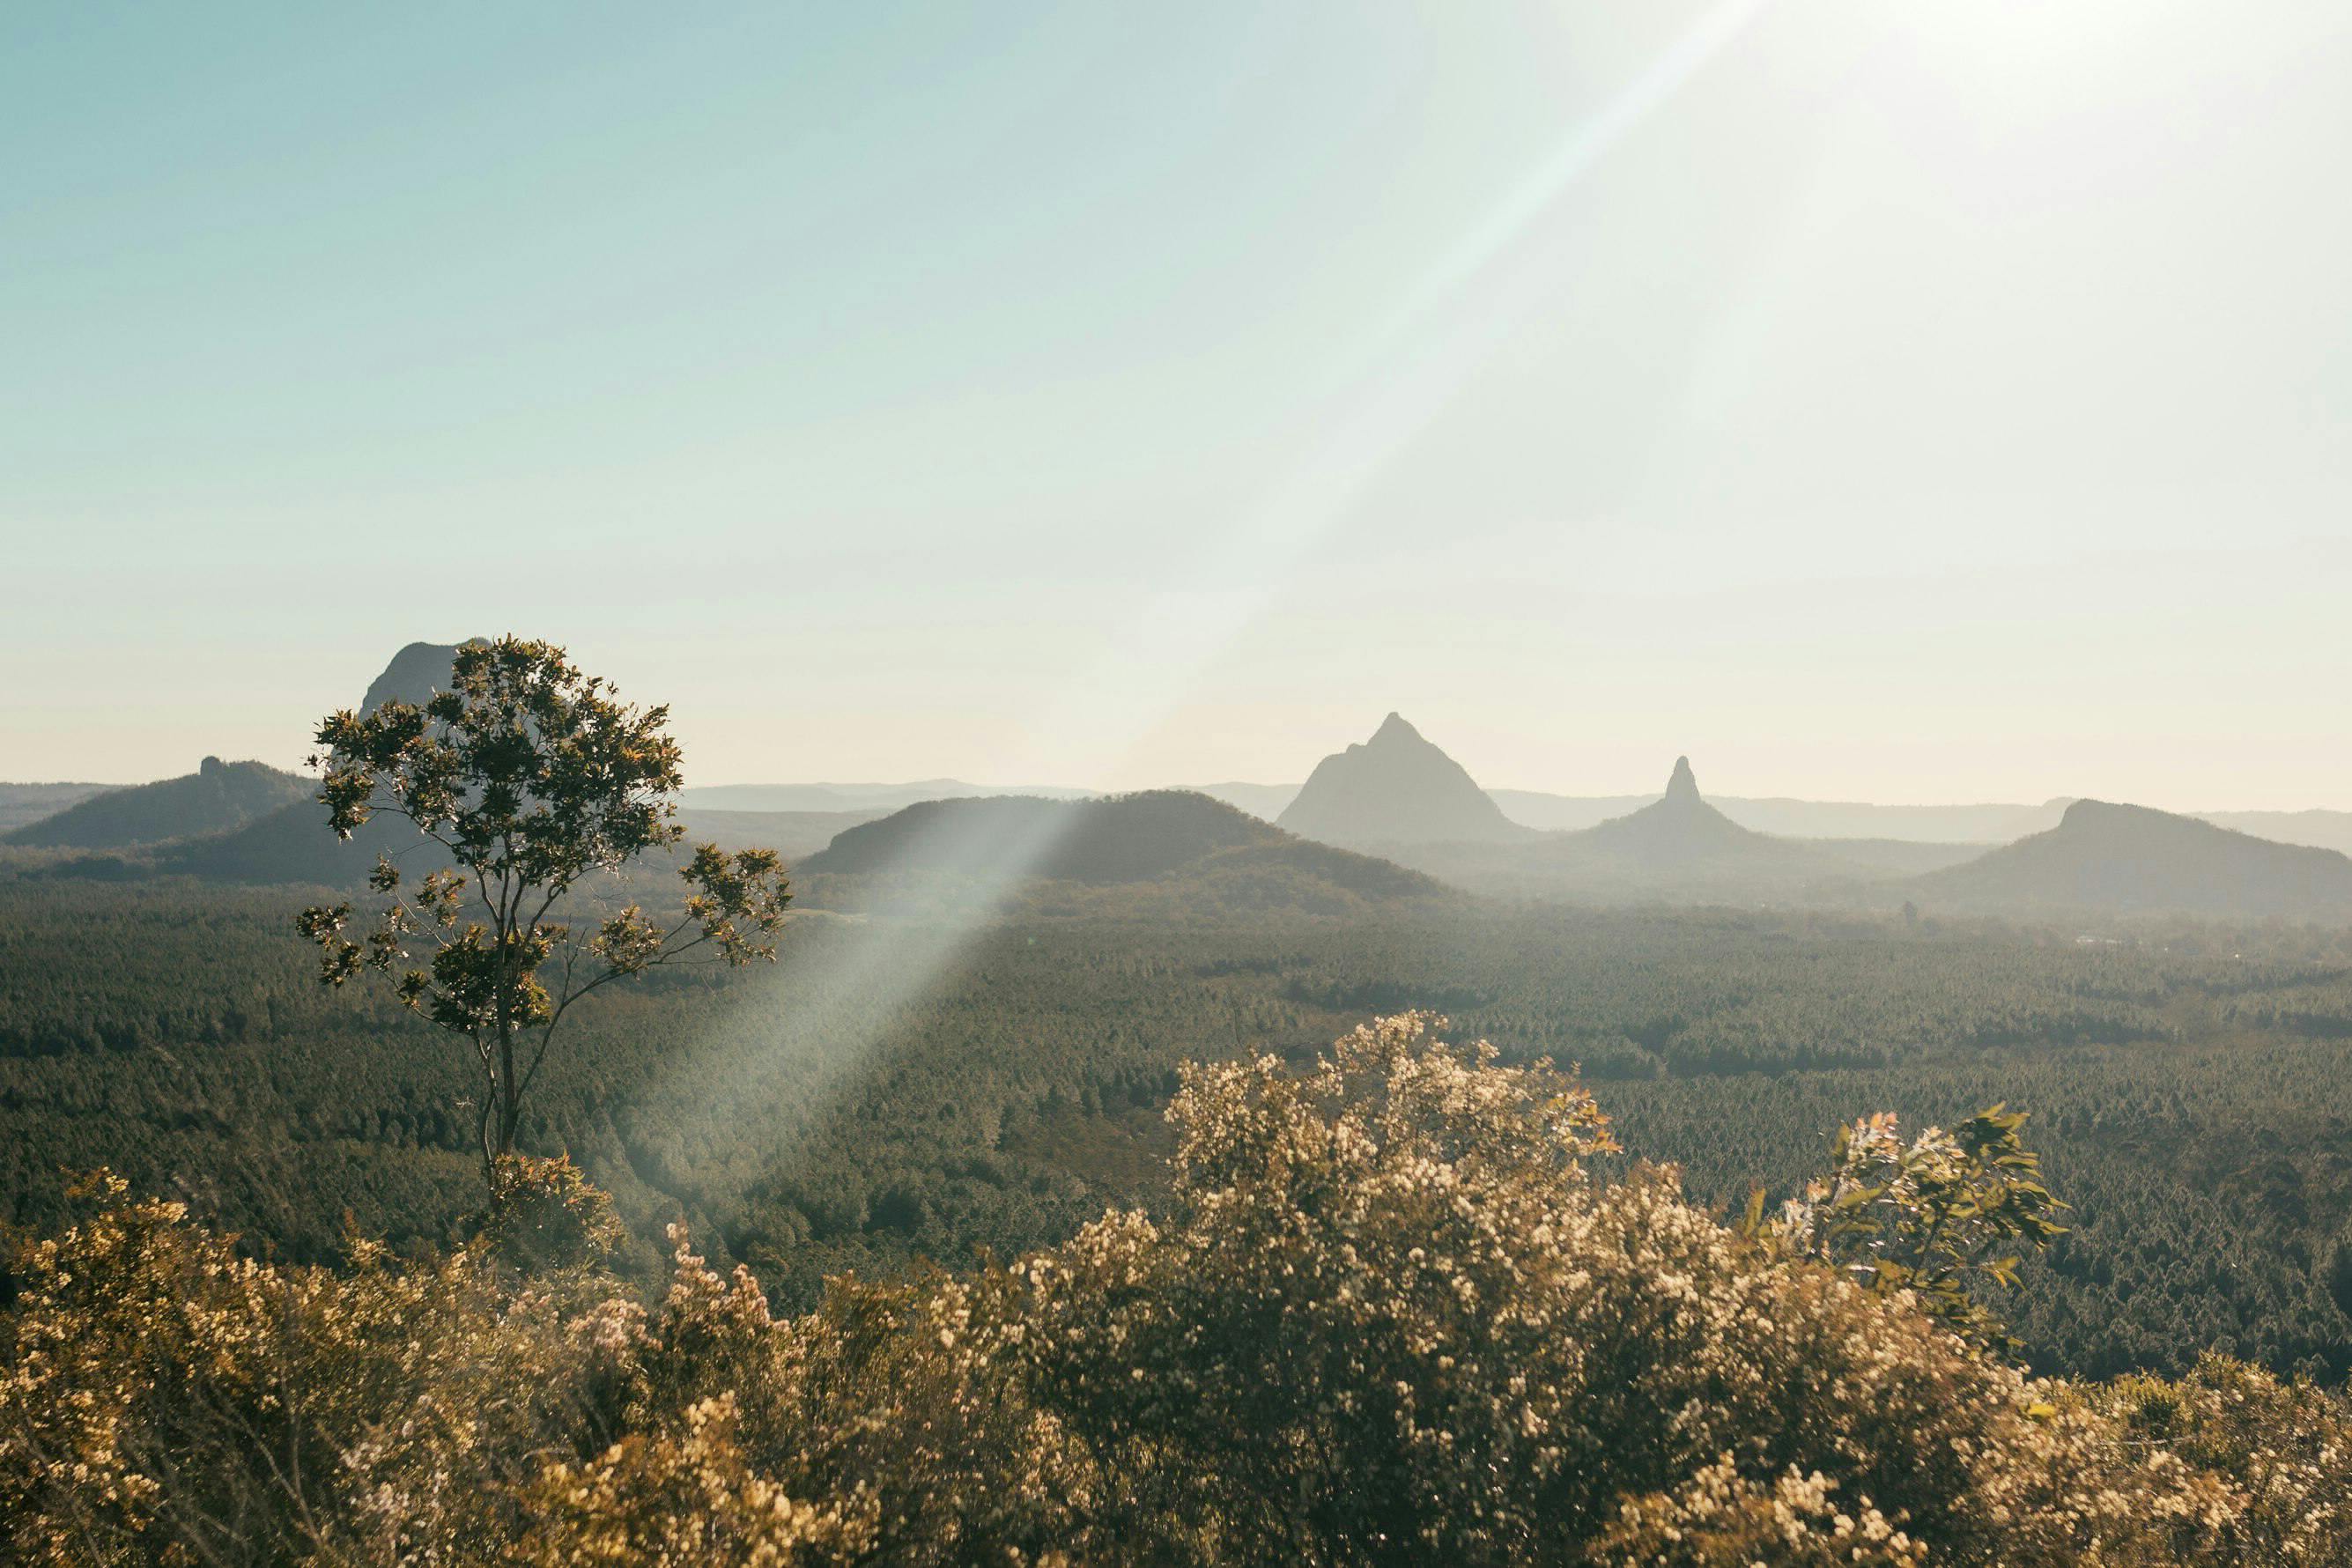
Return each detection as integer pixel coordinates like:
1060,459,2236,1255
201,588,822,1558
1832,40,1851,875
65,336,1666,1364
672,0,1776,1198
1018,0,1777,771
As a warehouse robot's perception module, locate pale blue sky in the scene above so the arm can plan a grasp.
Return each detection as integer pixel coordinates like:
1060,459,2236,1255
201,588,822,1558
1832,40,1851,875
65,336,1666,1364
5,1,2349,807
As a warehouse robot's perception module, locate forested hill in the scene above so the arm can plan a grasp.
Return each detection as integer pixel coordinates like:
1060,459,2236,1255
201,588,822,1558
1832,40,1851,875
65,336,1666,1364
1914,798,2352,919
142,798,446,886
3,757,310,849
797,789,1443,906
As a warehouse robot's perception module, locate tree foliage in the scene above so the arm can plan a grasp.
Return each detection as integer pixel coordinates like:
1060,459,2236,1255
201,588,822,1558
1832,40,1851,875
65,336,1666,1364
1765,1104,2068,1351
295,637,790,1184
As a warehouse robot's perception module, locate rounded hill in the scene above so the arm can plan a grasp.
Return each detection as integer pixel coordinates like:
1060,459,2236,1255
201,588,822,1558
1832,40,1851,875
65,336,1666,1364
797,788,1444,906
1912,797,2352,919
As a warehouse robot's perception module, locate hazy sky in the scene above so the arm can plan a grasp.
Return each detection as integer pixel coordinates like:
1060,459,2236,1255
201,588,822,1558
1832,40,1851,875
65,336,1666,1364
6,1,2349,808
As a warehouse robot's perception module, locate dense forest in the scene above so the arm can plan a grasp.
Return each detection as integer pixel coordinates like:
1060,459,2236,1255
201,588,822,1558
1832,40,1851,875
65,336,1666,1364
7,873,2352,1384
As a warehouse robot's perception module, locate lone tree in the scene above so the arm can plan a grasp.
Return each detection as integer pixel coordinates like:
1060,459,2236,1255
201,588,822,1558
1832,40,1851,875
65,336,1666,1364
297,637,790,1188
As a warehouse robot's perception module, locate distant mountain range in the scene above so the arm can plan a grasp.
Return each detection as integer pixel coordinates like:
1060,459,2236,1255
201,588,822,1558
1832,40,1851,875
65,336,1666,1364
686,776,2352,855
130,798,417,885
677,808,890,860
682,778,1296,824
114,801,854,891
12,654,2352,923
2195,810,2352,858
4,758,311,850
1219,720,2352,920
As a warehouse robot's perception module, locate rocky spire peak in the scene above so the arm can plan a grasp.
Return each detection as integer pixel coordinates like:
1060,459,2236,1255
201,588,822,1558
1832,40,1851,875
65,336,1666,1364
361,639,488,714
1370,712,1422,745
1664,755,1700,804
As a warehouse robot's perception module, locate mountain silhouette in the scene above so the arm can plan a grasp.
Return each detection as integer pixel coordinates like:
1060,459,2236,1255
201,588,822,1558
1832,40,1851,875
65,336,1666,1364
360,640,485,714
1539,754,1850,891
1571,755,1823,868
798,789,1441,907
4,757,312,849
1912,799,2352,919
1276,714,1528,851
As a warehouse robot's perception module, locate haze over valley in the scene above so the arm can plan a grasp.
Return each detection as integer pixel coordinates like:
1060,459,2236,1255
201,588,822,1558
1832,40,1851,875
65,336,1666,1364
19,640,2352,924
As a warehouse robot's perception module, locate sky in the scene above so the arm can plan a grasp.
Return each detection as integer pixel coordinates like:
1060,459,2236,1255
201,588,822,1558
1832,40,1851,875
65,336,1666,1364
4,0,2349,809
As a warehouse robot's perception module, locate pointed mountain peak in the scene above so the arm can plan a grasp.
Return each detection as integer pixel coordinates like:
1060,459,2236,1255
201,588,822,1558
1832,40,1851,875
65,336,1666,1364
1665,755,1700,803
1276,714,1525,847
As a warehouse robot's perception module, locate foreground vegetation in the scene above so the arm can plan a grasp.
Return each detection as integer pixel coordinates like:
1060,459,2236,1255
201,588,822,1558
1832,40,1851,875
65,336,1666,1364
8,882,2352,1384
9,1015,2348,1565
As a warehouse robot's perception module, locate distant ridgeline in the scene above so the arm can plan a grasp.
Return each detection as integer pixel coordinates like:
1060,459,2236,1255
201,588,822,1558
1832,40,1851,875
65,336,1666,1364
3,640,487,885
1256,719,2352,921
11,663,2352,922
0,781,118,836
2,756,311,850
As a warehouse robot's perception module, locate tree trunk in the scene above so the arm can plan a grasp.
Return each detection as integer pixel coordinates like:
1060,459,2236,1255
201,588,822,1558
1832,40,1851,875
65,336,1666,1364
497,1024,518,1159
477,1067,498,1192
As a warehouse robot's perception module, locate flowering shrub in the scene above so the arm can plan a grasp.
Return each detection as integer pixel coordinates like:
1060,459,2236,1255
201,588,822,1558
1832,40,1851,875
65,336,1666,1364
2100,1353,2352,1562
4,1014,2348,1564
0,1173,618,1565
508,1394,876,1568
